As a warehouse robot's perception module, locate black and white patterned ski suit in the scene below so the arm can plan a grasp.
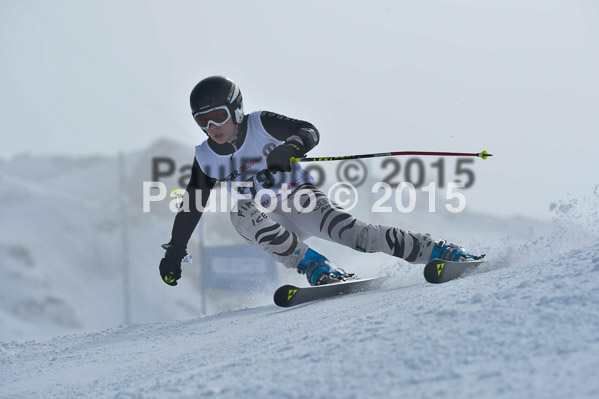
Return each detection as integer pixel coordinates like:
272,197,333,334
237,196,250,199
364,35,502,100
230,184,435,269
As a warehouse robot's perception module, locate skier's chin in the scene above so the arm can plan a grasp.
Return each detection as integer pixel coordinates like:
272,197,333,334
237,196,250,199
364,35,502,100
211,133,226,143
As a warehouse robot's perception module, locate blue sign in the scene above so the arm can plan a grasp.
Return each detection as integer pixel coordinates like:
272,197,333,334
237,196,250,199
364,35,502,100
201,245,278,292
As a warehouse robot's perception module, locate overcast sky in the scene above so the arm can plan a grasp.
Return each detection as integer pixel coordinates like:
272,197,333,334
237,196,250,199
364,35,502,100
1,0,598,219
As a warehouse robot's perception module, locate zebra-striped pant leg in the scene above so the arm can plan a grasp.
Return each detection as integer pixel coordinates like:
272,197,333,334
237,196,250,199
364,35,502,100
230,200,308,269
282,186,435,264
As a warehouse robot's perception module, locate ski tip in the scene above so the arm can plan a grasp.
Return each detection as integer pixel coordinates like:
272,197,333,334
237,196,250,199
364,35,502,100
423,260,446,284
423,258,486,284
273,284,301,307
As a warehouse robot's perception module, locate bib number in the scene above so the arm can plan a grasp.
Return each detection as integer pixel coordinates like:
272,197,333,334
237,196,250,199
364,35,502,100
237,169,276,198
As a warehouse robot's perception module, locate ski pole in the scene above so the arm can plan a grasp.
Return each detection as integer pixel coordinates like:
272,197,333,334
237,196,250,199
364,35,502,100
290,150,492,163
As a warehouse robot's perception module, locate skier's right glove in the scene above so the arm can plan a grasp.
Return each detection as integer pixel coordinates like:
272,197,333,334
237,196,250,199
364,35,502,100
266,143,303,173
159,244,187,286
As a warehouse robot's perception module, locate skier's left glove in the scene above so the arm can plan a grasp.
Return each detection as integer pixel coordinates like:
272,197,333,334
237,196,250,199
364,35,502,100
266,143,303,173
159,244,187,286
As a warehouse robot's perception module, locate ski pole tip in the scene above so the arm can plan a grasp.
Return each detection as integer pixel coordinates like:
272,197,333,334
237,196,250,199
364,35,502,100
290,157,300,163
478,150,492,160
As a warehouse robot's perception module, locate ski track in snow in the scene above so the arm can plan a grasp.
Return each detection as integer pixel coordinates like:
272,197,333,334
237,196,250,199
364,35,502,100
2,239,599,399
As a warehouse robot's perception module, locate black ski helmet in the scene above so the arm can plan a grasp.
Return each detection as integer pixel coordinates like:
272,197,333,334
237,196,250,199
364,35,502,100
190,76,244,125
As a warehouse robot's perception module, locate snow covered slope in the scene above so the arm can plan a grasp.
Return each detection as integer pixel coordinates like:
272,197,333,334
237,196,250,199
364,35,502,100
2,223,598,398
2,142,598,398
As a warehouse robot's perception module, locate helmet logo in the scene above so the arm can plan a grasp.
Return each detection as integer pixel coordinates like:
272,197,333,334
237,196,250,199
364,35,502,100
227,83,240,104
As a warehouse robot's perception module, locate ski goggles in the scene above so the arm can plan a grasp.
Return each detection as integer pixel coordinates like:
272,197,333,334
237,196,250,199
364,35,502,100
193,106,231,129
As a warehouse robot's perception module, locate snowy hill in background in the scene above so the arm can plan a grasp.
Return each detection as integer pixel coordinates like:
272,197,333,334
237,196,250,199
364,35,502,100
1,223,598,398
0,140,592,345
0,142,205,341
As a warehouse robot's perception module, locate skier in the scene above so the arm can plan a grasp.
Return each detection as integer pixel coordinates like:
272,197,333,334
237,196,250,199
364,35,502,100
159,76,481,287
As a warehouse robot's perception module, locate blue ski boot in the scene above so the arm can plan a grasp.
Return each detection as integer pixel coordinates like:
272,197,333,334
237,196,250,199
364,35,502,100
296,248,355,286
429,240,483,262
